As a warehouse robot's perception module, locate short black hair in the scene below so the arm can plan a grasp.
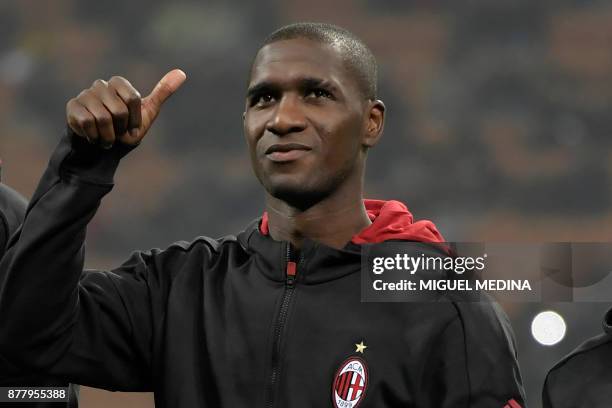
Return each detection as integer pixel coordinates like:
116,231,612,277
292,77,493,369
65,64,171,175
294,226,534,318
260,22,378,100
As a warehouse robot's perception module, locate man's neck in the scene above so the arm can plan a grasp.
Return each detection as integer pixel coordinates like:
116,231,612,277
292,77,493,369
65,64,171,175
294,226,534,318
265,190,371,250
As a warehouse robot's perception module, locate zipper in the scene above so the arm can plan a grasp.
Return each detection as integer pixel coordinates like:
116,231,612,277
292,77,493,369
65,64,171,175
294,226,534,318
265,243,301,408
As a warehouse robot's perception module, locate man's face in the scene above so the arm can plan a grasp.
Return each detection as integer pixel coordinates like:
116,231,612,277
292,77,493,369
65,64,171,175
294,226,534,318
244,38,369,207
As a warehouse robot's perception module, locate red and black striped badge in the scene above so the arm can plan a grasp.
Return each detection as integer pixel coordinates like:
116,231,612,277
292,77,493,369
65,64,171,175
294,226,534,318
332,357,368,408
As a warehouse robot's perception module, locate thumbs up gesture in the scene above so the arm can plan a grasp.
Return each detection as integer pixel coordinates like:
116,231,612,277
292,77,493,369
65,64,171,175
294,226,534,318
66,69,186,149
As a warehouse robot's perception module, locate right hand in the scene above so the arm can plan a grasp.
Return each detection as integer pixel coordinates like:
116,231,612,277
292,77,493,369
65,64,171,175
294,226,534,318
66,69,186,149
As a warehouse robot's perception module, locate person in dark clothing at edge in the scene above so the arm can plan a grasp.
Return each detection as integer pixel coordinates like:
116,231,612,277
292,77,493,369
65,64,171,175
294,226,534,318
0,23,526,407
543,307,612,407
0,174,79,407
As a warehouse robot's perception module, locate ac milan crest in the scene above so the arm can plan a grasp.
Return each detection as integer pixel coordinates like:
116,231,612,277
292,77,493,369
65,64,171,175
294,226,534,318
332,357,368,408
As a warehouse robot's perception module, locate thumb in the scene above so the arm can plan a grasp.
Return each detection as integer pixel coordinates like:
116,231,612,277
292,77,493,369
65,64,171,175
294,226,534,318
143,69,187,112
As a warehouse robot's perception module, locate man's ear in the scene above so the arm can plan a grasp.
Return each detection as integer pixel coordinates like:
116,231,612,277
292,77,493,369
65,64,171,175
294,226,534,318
362,99,385,148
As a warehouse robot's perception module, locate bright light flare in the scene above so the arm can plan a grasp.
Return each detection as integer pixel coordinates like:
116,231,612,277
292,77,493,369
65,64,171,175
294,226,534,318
531,310,566,346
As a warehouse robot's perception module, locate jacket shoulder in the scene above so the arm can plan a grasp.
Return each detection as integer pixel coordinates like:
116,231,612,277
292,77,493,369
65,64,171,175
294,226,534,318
135,232,249,274
547,332,612,375
543,333,612,407
446,295,526,404
451,295,520,361
165,234,242,254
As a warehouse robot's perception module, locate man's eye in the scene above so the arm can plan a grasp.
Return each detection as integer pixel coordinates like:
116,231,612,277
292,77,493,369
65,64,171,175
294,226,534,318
306,88,332,99
251,94,274,107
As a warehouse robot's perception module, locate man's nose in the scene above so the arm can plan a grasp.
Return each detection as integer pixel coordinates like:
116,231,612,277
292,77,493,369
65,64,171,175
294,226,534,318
266,95,307,136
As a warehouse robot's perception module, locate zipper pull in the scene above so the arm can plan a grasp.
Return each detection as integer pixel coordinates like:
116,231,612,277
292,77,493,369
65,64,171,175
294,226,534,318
286,261,297,286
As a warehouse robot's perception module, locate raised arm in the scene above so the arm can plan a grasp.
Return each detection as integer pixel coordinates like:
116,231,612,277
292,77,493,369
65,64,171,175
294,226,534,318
0,71,185,391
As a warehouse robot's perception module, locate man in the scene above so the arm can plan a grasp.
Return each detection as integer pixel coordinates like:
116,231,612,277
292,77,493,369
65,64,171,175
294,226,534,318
0,177,78,407
543,308,612,407
0,23,525,407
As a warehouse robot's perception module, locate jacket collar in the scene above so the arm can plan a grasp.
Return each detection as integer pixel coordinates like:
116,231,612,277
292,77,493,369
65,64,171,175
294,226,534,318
238,220,361,284
237,199,445,285
259,199,445,244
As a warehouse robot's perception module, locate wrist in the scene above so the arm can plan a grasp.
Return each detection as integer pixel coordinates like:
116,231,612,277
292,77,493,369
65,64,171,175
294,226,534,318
58,127,136,185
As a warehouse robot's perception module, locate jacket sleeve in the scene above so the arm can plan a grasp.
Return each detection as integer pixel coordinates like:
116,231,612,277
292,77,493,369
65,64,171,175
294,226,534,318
0,132,167,391
0,183,27,253
423,299,527,408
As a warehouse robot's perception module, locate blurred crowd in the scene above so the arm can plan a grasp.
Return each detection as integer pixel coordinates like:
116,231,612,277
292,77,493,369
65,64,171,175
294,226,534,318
1,1,611,407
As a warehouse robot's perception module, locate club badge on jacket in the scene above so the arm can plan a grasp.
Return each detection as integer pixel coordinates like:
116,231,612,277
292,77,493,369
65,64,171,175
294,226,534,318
332,341,369,408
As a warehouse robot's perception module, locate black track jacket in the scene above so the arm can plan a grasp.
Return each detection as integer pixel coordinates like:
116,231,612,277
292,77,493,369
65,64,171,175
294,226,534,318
0,133,526,407
0,181,78,408
543,308,612,407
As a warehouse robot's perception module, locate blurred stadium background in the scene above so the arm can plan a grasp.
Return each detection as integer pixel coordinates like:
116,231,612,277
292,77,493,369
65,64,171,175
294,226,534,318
1,0,612,406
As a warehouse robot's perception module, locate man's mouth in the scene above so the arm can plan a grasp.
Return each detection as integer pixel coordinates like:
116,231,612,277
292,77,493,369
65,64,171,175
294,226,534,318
265,143,312,163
